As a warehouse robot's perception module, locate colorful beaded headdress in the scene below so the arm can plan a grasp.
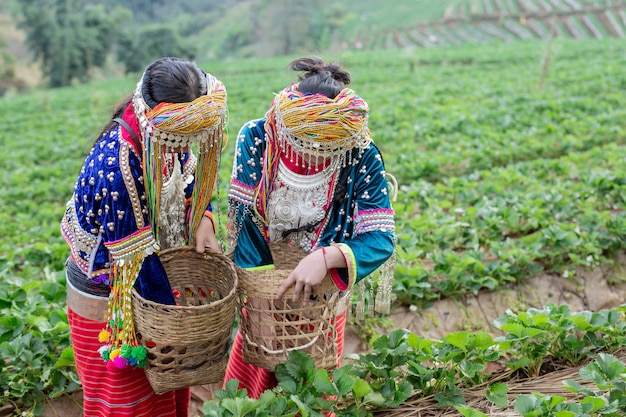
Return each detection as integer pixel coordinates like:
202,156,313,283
255,84,371,227
133,71,227,246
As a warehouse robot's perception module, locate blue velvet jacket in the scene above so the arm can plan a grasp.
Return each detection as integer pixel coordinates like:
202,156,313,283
61,112,198,303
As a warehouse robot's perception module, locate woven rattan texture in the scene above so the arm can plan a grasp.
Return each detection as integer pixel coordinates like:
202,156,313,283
132,247,238,394
237,243,340,371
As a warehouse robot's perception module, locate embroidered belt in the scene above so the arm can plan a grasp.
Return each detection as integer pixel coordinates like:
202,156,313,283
66,276,109,322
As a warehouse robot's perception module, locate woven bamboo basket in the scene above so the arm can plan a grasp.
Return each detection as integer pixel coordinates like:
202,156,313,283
236,243,344,371
132,246,238,394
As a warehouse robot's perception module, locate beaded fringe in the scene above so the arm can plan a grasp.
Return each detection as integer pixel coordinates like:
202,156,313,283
98,251,148,369
356,171,398,320
188,129,222,246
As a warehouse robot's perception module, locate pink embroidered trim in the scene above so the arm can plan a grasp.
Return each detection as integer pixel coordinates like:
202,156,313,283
354,208,395,236
229,179,255,206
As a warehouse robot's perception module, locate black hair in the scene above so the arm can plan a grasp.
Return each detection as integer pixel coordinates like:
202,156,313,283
289,56,351,99
93,57,207,146
140,57,206,108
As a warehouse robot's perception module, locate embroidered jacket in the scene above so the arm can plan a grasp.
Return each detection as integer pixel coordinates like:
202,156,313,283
60,120,197,286
227,118,395,291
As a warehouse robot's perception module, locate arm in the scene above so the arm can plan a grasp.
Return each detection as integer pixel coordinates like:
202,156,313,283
330,145,395,289
98,140,169,296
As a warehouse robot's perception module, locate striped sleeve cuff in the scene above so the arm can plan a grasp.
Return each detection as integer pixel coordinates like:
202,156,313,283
229,179,256,206
354,208,395,236
329,243,357,291
104,226,157,261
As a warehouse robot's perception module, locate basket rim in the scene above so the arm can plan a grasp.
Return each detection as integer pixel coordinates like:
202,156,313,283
132,246,238,311
235,265,336,299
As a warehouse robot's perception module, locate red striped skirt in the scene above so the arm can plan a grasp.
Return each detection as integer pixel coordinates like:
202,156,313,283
67,307,190,417
223,311,346,399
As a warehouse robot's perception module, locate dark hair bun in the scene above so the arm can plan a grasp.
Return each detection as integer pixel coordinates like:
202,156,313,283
289,57,351,85
289,56,351,98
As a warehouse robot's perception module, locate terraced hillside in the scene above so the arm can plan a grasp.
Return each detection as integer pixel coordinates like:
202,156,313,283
363,0,626,50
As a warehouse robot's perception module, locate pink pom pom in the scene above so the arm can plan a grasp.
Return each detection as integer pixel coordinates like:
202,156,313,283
113,356,129,369
106,360,117,372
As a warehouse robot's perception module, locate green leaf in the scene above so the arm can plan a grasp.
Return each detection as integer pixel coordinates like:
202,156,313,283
314,370,337,396
386,328,409,348
201,400,224,417
279,380,298,395
514,394,537,414
290,395,311,417
454,405,488,417
459,359,484,378
53,347,74,369
364,391,386,407
562,379,582,393
0,315,24,340
444,331,470,350
594,353,625,380
335,374,355,397
547,395,566,408
580,396,607,413
553,411,575,417
352,377,371,400
486,382,508,408
497,322,525,337
474,331,495,349
283,350,315,384
220,397,259,417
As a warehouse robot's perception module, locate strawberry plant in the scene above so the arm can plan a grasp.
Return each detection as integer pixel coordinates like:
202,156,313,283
202,304,626,416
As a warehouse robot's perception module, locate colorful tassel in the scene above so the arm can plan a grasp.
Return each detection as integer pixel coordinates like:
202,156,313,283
99,251,148,370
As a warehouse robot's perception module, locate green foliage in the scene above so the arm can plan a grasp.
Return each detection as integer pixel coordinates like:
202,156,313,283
16,0,126,87
0,273,79,415
486,382,509,408
117,25,198,73
564,353,626,414
203,304,626,416
514,353,626,417
98,0,236,24
0,48,22,95
202,351,372,417
383,39,626,308
493,304,626,378
0,77,130,414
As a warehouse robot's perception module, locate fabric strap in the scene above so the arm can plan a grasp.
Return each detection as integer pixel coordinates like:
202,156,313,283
114,117,142,155
66,257,110,297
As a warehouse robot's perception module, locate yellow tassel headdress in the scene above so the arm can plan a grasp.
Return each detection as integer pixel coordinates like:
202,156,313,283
255,84,371,227
133,72,227,246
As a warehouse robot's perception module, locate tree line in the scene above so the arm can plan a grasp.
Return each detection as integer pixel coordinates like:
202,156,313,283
8,0,350,89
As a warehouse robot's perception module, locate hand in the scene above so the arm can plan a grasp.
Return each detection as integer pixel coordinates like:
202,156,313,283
276,249,327,305
195,215,222,253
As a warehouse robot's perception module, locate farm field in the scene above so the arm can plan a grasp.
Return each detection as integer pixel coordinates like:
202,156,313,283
0,37,625,415
363,0,626,50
